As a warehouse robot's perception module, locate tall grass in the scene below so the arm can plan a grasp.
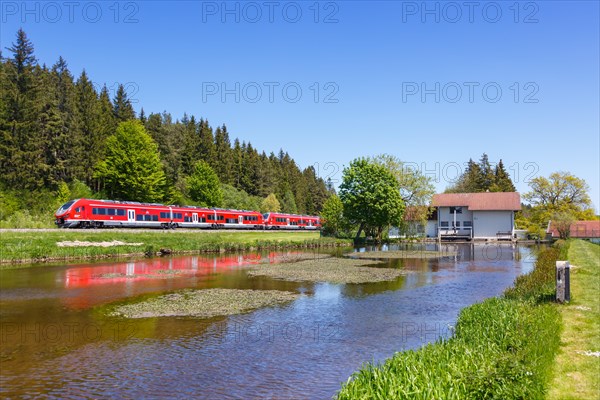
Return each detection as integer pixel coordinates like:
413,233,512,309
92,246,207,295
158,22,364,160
337,246,563,399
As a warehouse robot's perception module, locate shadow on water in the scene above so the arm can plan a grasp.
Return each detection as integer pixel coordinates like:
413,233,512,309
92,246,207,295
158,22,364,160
0,244,541,399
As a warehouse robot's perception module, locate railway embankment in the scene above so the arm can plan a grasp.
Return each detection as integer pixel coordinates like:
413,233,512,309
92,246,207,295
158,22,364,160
0,229,352,265
336,241,585,399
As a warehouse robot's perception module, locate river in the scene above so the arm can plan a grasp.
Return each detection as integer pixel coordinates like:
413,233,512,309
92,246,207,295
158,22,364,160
0,243,539,399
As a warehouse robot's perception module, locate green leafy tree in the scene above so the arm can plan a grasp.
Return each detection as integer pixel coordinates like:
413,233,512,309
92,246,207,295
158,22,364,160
524,171,592,211
221,184,261,210
320,194,345,236
370,154,435,231
339,158,405,241
94,120,166,202
261,193,281,213
523,171,595,232
187,160,223,207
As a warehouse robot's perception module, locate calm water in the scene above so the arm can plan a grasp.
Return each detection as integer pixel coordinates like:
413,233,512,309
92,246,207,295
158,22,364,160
0,243,538,399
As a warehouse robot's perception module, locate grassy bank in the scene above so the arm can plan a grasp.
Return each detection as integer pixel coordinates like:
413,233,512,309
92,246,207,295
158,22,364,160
337,244,565,399
548,240,600,399
0,230,352,265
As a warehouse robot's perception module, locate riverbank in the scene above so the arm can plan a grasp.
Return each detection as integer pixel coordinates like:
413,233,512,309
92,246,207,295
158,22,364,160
548,240,600,399
0,230,352,265
337,242,565,399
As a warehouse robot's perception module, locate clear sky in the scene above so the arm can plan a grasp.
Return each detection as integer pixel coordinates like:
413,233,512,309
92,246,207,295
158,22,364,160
1,1,598,210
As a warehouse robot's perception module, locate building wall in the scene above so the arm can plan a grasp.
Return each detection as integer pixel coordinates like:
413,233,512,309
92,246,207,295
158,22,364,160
437,207,473,228
472,211,514,238
426,220,437,237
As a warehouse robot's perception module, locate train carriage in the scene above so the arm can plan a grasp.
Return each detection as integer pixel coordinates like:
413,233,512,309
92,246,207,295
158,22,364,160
55,199,290,230
262,212,321,230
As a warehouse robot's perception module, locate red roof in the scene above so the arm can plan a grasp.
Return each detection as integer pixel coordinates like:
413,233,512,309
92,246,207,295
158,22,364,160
432,192,521,211
547,220,600,238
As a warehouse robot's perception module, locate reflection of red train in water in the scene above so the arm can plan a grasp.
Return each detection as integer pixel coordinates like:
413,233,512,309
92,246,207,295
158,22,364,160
64,254,263,288
62,254,264,309
55,199,321,230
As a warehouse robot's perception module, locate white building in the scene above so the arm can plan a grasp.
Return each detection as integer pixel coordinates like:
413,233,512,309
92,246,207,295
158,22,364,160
428,192,521,241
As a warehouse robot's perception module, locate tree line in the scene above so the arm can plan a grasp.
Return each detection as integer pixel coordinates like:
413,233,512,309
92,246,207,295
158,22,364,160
0,29,330,223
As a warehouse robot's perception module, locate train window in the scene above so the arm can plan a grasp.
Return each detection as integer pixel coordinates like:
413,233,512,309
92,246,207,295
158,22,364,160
184,217,191,222
117,209,125,216
136,215,143,221
97,208,106,215
217,215,224,221
175,213,182,219
207,215,215,221
152,215,158,221
107,209,116,216
200,217,206,222
92,208,97,215
57,200,76,213
144,215,152,221
226,218,238,224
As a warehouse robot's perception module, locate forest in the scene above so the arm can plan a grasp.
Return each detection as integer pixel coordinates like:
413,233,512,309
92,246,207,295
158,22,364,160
0,29,332,226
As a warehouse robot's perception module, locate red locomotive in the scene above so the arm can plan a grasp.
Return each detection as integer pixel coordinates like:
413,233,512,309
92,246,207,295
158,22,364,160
55,199,320,230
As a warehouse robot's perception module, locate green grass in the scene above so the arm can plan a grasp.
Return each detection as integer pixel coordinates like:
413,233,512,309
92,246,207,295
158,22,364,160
336,245,565,399
0,230,352,265
548,240,600,400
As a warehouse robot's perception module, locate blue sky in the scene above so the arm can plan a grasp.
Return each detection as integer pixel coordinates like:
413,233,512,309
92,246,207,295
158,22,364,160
1,1,599,210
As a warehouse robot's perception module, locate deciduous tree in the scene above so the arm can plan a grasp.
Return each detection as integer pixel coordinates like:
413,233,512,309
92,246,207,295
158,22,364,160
94,120,166,202
187,160,223,207
261,193,281,213
339,158,405,241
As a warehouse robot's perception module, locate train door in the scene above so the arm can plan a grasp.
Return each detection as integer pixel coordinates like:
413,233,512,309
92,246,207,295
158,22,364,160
193,213,198,224
127,210,135,223
286,218,290,227
308,219,313,227
238,215,244,225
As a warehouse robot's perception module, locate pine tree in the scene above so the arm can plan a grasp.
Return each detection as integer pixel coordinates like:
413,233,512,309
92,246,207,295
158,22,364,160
214,124,233,184
139,108,146,124
198,119,216,166
75,70,102,184
3,29,47,189
48,56,83,183
492,159,516,192
113,84,135,121
281,189,298,214
479,153,495,190
180,114,199,176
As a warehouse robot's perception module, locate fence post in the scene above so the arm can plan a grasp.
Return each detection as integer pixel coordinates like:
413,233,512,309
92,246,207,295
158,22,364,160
556,261,571,303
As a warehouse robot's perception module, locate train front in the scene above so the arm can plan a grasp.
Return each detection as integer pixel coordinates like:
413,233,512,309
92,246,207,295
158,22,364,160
55,199,79,228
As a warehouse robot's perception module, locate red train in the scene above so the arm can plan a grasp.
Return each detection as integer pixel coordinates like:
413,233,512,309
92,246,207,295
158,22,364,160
54,199,321,230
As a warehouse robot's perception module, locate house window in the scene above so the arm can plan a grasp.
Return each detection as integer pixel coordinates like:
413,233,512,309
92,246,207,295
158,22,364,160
440,221,449,227
453,221,461,228
463,221,472,227
449,207,462,214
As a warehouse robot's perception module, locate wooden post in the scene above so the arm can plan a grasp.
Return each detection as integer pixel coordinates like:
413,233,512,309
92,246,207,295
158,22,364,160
556,261,571,303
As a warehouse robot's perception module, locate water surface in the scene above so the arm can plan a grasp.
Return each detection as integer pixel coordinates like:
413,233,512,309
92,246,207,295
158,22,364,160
0,243,538,399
